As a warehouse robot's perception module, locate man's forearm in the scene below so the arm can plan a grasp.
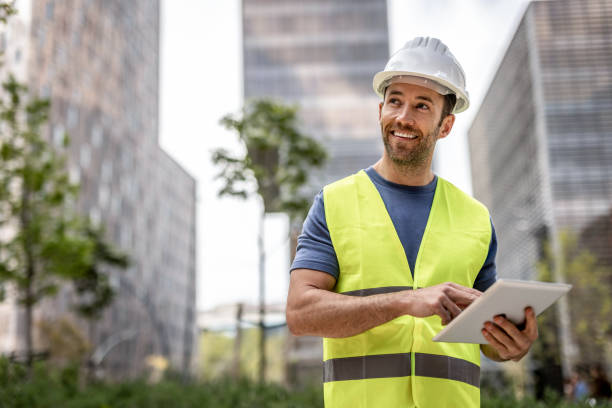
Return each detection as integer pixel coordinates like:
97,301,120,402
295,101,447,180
286,269,482,338
286,286,404,338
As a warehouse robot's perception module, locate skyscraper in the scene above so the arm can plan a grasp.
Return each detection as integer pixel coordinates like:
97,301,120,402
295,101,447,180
469,0,612,282
0,0,196,377
242,0,389,187
469,0,612,375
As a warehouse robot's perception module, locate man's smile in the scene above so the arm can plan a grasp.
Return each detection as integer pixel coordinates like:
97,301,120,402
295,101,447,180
390,130,418,140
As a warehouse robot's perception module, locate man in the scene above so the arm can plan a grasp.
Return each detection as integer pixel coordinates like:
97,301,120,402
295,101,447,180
285,37,539,407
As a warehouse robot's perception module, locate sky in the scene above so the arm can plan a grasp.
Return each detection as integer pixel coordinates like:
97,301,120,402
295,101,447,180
159,0,532,311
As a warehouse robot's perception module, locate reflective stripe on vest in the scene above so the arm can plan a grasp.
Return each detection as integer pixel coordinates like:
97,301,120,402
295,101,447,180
322,170,491,408
341,286,413,297
324,352,480,388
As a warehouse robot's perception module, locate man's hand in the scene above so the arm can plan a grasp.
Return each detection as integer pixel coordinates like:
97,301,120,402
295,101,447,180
481,307,539,362
405,283,482,325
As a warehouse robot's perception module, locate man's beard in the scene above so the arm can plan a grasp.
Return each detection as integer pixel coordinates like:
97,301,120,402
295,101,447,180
381,122,440,169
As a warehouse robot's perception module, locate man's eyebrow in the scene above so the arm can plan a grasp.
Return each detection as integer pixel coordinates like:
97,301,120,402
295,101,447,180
416,95,434,104
387,91,436,104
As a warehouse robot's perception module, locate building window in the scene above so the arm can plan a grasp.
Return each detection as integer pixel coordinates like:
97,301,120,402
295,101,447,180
45,1,54,20
91,124,103,147
52,124,65,147
67,106,79,128
80,144,91,169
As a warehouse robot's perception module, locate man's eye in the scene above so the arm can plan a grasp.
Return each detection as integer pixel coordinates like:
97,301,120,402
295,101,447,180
389,98,401,104
417,103,430,110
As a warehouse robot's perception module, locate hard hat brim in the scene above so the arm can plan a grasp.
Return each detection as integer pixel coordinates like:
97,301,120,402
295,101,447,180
373,70,470,113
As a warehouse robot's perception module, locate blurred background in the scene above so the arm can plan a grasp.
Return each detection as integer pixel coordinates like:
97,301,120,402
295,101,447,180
0,0,611,406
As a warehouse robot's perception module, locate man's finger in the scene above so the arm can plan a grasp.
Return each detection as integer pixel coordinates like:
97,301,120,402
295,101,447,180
523,307,539,341
447,288,480,306
493,315,528,348
437,303,452,325
442,296,462,320
484,322,519,353
482,328,507,356
447,282,482,297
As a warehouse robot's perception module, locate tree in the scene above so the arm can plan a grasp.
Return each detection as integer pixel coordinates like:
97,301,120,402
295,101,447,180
0,75,127,371
212,99,327,382
0,1,16,25
72,225,129,320
536,231,612,381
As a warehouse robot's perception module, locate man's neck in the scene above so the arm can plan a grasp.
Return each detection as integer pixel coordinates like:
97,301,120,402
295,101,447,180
372,158,435,186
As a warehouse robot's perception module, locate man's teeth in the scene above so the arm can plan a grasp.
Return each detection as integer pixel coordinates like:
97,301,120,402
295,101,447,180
394,131,417,139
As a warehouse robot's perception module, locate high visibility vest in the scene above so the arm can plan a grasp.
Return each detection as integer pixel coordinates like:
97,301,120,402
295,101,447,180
322,170,491,408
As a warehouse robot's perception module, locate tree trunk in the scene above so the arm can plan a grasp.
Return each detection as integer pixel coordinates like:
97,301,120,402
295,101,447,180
232,302,243,379
20,185,34,376
257,207,266,383
24,280,33,373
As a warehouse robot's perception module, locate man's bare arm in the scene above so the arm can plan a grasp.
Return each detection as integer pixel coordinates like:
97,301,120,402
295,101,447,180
286,268,482,338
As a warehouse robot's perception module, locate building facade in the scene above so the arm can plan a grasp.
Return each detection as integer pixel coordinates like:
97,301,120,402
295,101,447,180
242,0,389,187
469,0,612,280
0,0,196,377
469,0,612,375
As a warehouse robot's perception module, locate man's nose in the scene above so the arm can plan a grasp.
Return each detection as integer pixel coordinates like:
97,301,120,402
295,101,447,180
395,106,416,127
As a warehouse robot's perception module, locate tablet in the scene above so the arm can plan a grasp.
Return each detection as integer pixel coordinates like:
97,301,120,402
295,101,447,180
433,279,572,344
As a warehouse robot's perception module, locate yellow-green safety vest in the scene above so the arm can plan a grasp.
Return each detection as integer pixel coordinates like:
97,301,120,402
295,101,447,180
322,170,492,408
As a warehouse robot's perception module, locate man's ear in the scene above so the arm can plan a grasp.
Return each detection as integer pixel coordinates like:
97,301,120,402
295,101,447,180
437,114,455,140
378,102,383,122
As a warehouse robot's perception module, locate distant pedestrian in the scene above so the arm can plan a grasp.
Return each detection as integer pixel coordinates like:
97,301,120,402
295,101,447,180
568,371,589,401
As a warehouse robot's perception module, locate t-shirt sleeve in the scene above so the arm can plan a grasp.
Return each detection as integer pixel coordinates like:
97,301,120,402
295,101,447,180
473,219,498,292
290,190,339,279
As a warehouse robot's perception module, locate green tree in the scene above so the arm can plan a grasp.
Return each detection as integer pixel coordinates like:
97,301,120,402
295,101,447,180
0,76,127,371
537,231,612,369
0,1,15,25
212,99,327,383
72,225,129,320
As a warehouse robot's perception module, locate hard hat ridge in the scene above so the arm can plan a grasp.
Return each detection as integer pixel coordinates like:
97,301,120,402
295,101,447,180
408,37,447,54
373,36,470,113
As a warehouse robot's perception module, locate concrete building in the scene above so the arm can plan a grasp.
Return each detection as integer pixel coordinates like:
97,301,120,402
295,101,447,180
0,0,196,377
469,0,612,379
242,0,390,384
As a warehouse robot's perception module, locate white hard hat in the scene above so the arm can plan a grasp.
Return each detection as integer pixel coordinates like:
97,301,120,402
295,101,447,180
373,37,470,113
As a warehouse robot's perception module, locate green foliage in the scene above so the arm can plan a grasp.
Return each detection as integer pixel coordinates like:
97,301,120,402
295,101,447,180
0,75,90,305
212,99,327,220
72,226,130,319
199,329,286,382
536,231,612,365
0,1,15,25
0,358,324,408
2,357,612,407
0,75,129,365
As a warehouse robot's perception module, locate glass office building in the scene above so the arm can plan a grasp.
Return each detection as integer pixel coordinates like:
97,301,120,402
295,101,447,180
470,0,612,279
242,0,389,187
0,0,196,377
469,0,612,371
